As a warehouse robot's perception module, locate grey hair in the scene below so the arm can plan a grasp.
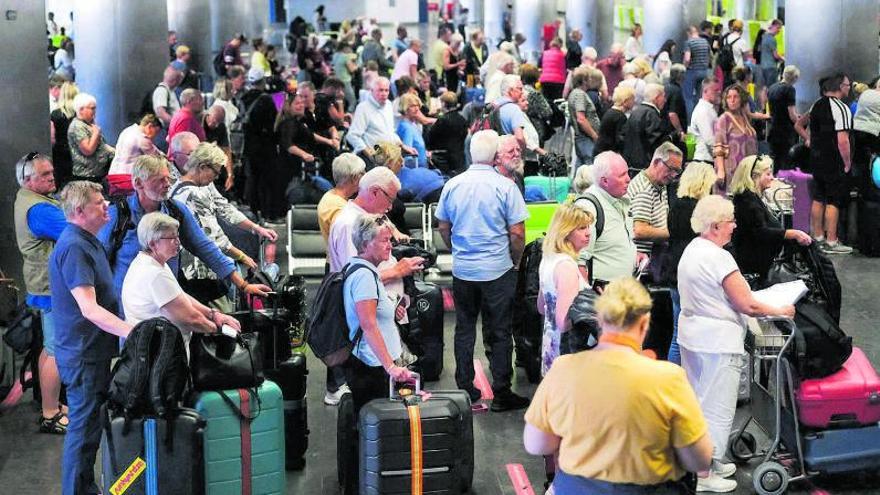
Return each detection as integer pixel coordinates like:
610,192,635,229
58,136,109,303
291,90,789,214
179,88,202,106
572,165,594,194
582,46,598,61
591,151,626,187
782,65,800,84
59,180,103,219
15,153,51,187
644,83,665,103
131,155,169,187
691,195,734,234
651,141,683,164
184,142,227,173
332,153,367,186
358,166,401,195
499,74,522,96
137,211,180,251
72,92,96,113
351,213,391,253
669,64,686,82
470,129,500,164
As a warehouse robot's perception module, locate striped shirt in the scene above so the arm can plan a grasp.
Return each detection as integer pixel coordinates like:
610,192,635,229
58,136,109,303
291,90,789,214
626,171,668,254
809,95,853,177
684,37,710,71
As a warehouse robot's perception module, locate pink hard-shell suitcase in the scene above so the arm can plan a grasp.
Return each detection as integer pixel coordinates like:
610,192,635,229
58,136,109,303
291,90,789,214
796,347,880,428
777,168,813,232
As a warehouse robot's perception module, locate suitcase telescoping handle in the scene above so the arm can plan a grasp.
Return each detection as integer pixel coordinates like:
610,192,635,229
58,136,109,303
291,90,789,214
389,372,421,400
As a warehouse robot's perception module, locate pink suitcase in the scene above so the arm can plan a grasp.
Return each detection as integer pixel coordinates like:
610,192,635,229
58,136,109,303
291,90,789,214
796,347,880,428
776,168,813,233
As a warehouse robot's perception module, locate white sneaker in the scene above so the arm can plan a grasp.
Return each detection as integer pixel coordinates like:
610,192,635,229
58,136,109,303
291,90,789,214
714,461,736,478
696,472,737,493
323,384,351,406
822,241,853,254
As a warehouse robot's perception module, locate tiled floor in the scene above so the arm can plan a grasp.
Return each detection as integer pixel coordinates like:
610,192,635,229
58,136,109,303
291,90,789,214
4,253,880,494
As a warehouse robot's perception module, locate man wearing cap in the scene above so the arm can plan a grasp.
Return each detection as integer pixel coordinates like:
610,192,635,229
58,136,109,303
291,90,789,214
222,33,247,74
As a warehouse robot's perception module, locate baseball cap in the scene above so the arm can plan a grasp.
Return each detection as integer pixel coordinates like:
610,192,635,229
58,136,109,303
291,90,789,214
247,66,266,83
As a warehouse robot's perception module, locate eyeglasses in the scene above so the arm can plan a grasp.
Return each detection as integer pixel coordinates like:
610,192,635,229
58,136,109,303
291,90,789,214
660,159,682,177
376,187,395,202
159,236,181,244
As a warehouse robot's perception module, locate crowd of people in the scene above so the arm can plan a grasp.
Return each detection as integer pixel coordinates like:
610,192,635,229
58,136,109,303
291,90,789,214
18,5,880,495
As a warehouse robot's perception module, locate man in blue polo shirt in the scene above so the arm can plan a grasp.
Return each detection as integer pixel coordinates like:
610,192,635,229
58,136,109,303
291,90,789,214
494,74,529,150
435,129,530,412
50,181,133,495
97,155,270,306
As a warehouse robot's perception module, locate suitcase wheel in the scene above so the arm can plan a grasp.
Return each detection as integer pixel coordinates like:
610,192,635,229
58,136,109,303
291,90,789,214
753,461,789,495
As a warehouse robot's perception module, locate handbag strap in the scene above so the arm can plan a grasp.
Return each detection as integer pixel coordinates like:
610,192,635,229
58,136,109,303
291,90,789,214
218,386,263,421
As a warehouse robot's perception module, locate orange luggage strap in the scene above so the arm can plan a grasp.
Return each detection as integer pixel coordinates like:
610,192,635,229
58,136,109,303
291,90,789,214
406,399,423,495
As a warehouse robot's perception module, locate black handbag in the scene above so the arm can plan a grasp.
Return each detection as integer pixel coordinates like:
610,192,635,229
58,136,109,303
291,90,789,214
2,304,41,354
189,331,264,391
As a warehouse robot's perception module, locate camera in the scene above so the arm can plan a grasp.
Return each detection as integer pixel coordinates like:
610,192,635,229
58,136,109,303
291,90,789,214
538,152,568,177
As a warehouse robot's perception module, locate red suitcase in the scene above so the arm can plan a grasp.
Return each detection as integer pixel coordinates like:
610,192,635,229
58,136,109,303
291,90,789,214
796,347,880,428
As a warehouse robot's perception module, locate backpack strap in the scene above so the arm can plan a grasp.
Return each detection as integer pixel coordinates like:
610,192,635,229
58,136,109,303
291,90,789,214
574,193,605,239
342,262,381,354
122,322,159,418
147,318,183,418
108,197,134,266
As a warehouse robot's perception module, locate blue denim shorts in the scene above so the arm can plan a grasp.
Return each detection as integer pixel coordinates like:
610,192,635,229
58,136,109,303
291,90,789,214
41,307,56,356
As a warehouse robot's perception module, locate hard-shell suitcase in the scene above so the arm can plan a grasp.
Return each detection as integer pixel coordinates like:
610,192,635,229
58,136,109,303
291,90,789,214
264,353,309,470
523,176,572,204
408,280,445,382
796,346,880,428
338,393,358,495
802,423,880,475
194,380,286,494
101,406,205,495
776,168,812,233
360,378,474,494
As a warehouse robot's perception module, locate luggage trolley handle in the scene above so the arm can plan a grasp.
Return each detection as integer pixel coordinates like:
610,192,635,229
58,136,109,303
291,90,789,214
389,372,421,400
756,315,797,354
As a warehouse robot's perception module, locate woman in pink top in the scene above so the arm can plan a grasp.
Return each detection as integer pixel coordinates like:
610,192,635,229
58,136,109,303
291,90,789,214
539,38,568,102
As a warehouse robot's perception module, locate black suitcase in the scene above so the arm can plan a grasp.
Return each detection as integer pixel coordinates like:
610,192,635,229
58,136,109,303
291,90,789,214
359,378,474,494
232,306,293,370
406,280,445,382
100,405,205,495
643,286,674,361
858,199,880,257
264,352,309,470
338,393,358,495
512,239,543,383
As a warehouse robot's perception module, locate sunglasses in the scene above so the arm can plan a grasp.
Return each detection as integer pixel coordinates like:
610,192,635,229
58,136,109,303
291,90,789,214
18,151,40,183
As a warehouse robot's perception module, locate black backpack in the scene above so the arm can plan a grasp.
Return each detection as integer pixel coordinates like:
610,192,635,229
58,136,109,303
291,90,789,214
717,35,738,72
108,197,186,266
512,238,545,383
791,301,852,379
139,84,169,121
306,263,378,367
107,318,190,419
574,193,606,283
213,50,227,77
767,243,842,323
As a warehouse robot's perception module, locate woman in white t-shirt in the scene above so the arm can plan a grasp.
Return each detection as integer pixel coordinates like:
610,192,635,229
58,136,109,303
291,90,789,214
537,204,595,375
121,212,240,355
676,195,793,493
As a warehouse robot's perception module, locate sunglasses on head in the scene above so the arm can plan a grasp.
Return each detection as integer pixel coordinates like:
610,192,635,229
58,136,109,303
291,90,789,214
19,151,40,183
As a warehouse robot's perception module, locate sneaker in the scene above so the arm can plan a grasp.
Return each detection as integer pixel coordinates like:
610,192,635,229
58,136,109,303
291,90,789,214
714,461,736,478
462,386,482,403
821,241,853,254
696,472,737,493
490,390,530,412
323,384,351,406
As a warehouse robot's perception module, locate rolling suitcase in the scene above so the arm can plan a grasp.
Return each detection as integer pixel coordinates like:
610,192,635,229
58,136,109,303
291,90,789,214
338,393,358,495
100,406,205,495
408,280,445,382
642,287,673,361
194,380,286,494
359,377,474,495
264,353,309,470
796,346,880,428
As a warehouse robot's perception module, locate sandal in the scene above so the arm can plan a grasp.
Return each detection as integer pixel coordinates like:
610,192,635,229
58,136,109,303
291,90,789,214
38,411,68,434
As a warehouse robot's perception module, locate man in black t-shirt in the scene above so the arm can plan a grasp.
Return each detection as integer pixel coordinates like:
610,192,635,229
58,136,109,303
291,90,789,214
767,65,801,170
799,73,853,253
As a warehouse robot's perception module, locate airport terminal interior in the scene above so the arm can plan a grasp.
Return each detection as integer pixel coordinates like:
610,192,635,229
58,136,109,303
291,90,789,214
3,0,880,494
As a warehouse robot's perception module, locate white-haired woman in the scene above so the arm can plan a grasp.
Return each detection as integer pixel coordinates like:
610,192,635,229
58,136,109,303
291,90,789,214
121,211,240,354
677,195,794,492
67,93,115,183
343,213,415,414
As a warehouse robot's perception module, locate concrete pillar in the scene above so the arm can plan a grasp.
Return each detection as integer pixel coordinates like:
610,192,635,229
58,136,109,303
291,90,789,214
735,0,756,20
514,0,541,63
642,0,688,59
565,0,615,57
786,0,880,111
75,0,169,143
168,0,212,75
0,0,51,284
483,0,504,48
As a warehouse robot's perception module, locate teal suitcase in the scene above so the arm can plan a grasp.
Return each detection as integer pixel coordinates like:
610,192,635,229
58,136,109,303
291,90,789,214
194,380,286,495
523,175,572,203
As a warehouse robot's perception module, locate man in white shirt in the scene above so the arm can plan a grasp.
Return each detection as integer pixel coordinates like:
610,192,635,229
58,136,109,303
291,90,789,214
688,76,721,162
346,78,417,158
390,40,422,96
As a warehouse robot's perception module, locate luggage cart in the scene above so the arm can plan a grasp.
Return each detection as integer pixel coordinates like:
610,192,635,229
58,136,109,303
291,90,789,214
729,317,880,494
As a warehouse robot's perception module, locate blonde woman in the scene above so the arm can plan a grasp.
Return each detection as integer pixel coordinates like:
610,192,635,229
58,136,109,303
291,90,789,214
51,81,79,186
665,162,716,364
525,277,713,494
595,85,635,155
396,93,429,168
537,204,596,373
713,85,757,193
730,155,812,282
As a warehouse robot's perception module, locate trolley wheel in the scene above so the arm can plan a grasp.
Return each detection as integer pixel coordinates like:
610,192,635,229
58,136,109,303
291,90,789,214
753,461,789,495
728,430,757,463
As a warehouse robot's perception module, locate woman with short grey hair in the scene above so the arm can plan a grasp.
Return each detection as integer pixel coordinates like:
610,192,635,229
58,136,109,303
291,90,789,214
68,92,115,182
318,153,367,241
677,194,794,492
341,213,415,417
121,211,240,356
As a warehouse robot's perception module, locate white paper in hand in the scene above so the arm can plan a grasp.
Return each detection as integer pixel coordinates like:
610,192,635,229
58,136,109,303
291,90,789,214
752,280,809,307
